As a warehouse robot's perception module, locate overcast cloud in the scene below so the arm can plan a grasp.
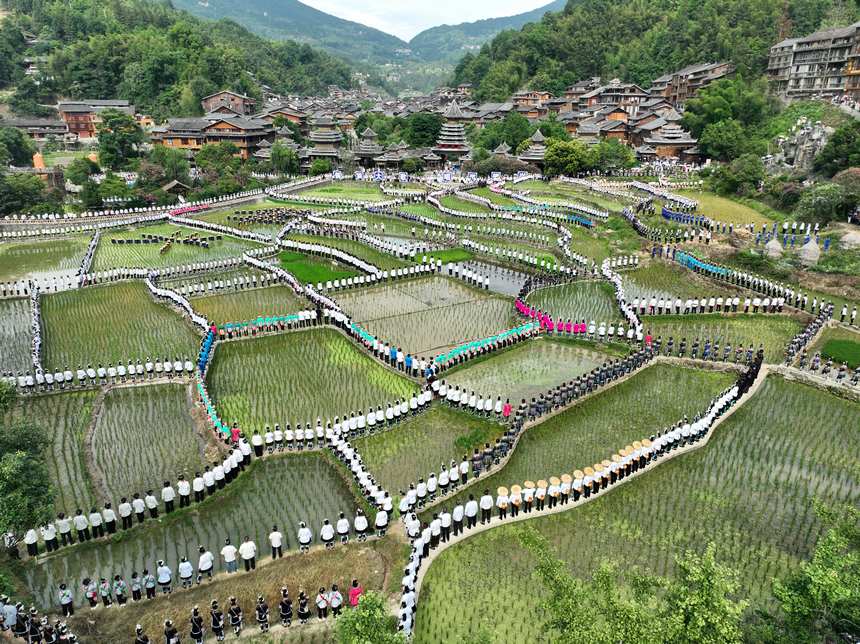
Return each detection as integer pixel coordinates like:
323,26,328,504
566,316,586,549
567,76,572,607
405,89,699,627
300,0,553,41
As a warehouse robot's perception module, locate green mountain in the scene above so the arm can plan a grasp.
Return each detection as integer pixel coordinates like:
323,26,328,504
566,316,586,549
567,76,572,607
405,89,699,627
409,0,567,63
453,0,860,102
170,0,410,64
0,0,352,119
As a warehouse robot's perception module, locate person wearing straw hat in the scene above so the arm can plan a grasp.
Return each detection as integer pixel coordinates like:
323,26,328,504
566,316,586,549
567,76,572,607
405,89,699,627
496,487,509,520
523,481,535,513
509,485,522,517
535,480,548,511
582,468,594,499
548,477,561,509
560,474,572,505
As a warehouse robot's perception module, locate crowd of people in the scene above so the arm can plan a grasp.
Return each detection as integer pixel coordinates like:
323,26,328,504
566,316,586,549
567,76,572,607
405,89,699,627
0,595,78,643
397,358,760,635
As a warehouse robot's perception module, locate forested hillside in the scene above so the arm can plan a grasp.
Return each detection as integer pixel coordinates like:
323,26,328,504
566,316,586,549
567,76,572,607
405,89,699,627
453,0,860,102
0,0,352,119
408,0,566,63
170,0,409,65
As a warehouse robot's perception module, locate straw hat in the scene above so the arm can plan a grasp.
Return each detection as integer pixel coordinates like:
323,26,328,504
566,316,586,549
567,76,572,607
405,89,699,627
537,479,548,489
497,486,509,497
642,438,652,448
510,484,522,494
573,469,584,479
611,454,622,464
549,476,560,486
524,480,535,489
583,467,594,476
624,445,634,454
633,440,643,449
561,473,572,484
601,459,611,469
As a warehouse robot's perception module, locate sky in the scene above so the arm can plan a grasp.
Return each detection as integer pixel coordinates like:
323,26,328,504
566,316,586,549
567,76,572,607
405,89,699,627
300,0,554,41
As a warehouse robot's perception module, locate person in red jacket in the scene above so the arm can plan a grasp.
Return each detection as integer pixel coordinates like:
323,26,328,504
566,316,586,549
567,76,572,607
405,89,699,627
348,579,363,608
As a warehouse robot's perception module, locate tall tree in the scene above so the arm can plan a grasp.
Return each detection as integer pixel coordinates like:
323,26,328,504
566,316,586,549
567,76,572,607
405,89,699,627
96,109,144,170
270,142,299,175
334,592,405,644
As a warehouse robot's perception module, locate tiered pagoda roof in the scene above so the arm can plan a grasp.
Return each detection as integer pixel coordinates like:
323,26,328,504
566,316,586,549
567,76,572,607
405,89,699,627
493,141,512,156
356,127,383,160
432,100,471,161
518,129,547,164
307,116,342,158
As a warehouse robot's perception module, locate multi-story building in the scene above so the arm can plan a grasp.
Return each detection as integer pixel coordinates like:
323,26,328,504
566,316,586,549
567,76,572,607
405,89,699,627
580,81,650,109
201,90,257,116
57,99,134,139
767,22,860,98
649,62,734,105
151,115,274,159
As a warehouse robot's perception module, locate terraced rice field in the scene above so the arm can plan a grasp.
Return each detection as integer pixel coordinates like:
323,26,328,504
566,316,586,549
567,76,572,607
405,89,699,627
287,234,411,270
362,296,514,357
414,376,860,643
445,337,623,402
192,202,295,236
643,313,806,363
0,297,32,372
296,181,387,201
6,391,98,513
92,223,263,270
526,281,619,323
190,285,308,325
622,261,741,302
41,282,200,370
279,250,361,284
206,328,418,429
439,195,492,213
401,203,558,237
90,383,207,502
337,276,488,323
338,212,419,237
512,180,627,213
0,235,91,281
24,453,360,610
354,405,505,496
155,266,267,291
468,187,520,207
421,364,736,522
810,325,860,368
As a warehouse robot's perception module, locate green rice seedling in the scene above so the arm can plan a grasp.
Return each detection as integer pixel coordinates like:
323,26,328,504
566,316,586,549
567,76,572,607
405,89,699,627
643,313,805,363
526,281,620,322
810,326,860,368
24,452,362,610
363,297,515,356
622,261,741,302
93,223,263,271
155,266,268,291
439,196,492,213
90,383,208,501
414,376,860,643
41,282,200,370
296,181,387,201
206,328,418,429
287,234,411,270
354,404,505,496
0,297,32,372
190,286,308,325
445,337,618,402
337,212,418,237
420,364,735,523
0,235,91,282
337,276,490,323
468,187,520,208
278,250,361,284
5,390,98,513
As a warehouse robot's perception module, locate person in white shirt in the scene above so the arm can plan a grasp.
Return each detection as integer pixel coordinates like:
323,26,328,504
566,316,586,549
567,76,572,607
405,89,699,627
451,503,464,536
479,490,493,525
177,476,191,508
178,556,194,589
192,473,205,504
336,513,350,544
464,495,479,529
429,515,441,549
102,502,117,535
117,497,132,530
23,528,38,557
320,519,335,549
298,522,313,553
220,538,238,574
56,513,72,547
374,509,388,537
239,536,257,572
354,510,368,542
88,507,104,539
156,560,172,594
269,525,283,559
328,584,344,617
161,481,176,513
41,522,57,553
197,545,214,582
